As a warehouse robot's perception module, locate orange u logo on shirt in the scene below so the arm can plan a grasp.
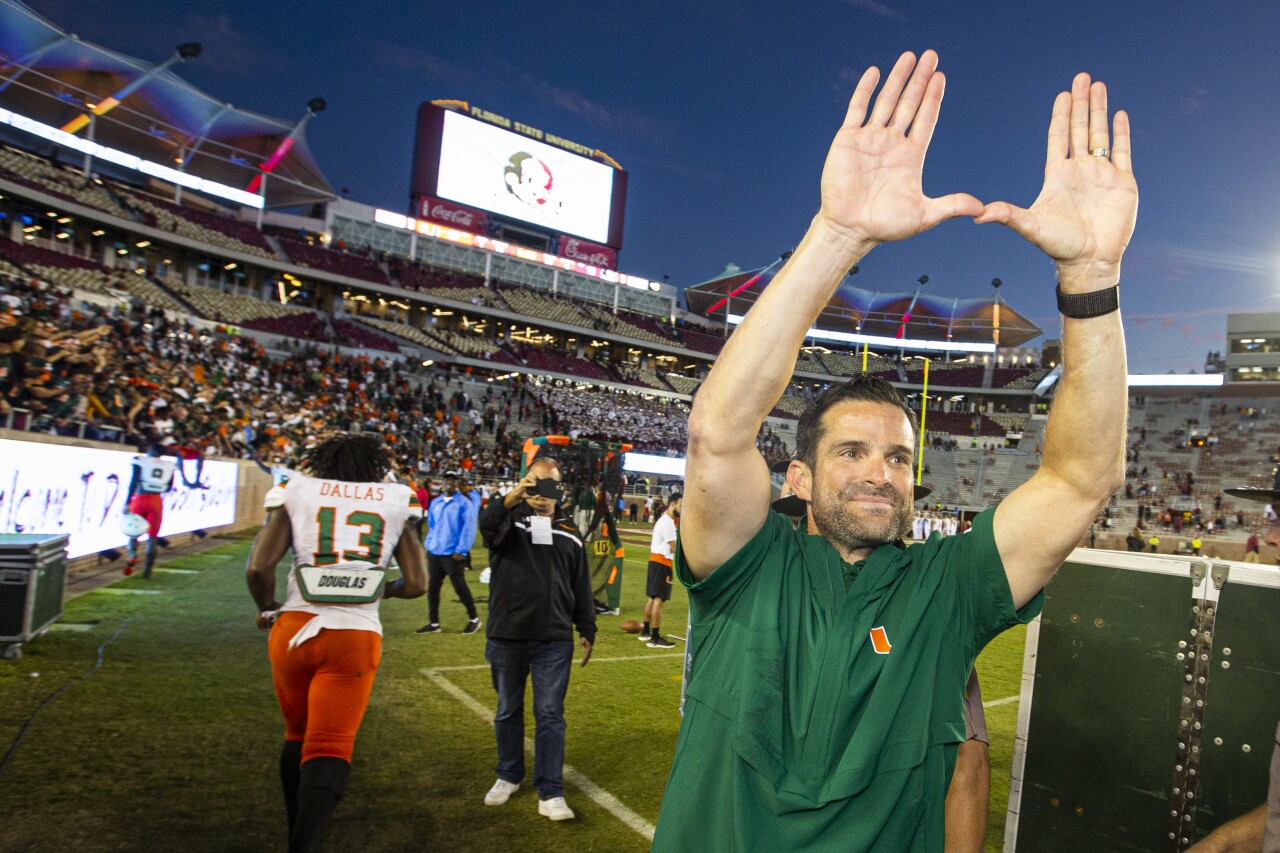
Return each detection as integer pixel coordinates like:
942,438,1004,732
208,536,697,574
869,626,892,655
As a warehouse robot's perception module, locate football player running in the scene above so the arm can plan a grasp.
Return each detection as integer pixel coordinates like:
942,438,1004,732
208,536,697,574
246,433,427,852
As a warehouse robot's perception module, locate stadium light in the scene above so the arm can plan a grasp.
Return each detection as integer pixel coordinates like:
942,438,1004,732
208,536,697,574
992,278,1003,347
246,97,327,196
706,250,794,320
896,275,928,340
62,42,202,135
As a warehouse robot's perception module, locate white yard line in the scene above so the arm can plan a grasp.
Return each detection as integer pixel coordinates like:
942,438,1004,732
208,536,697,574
983,694,1020,709
422,668,657,841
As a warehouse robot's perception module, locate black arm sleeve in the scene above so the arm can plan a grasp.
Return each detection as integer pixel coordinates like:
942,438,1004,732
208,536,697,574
571,546,597,643
478,498,514,551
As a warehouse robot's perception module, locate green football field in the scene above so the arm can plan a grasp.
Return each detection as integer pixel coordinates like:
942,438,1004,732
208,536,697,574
0,527,1026,852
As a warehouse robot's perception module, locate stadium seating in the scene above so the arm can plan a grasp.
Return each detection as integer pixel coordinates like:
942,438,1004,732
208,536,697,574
0,237,185,312
820,349,900,379
774,395,807,416
434,328,520,363
991,367,1039,389
279,238,390,284
627,367,672,391
240,312,331,341
162,279,317,325
999,367,1050,389
663,373,701,395
354,315,454,352
0,147,133,219
113,187,277,260
919,410,1007,438
356,315,520,365
0,236,112,279
332,319,399,352
580,304,674,346
794,351,828,374
498,284,590,326
513,344,615,382
979,451,1037,505
617,309,677,342
677,327,727,356
116,276,188,313
905,366,986,387
391,263,506,307
916,450,969,506
987,413,1031,433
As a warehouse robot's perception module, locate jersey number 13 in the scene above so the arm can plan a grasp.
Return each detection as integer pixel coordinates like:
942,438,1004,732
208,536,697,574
313,507,386,566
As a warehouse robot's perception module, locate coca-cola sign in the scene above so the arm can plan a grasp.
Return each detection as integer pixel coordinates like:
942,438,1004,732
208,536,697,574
559,236,617,270
418,196,486,234
431,204,474,226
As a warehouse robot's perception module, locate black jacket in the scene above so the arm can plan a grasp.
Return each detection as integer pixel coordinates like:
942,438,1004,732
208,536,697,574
479,498,597,644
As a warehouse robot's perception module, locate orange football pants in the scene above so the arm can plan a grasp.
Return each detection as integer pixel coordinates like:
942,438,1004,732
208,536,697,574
268,611,381,763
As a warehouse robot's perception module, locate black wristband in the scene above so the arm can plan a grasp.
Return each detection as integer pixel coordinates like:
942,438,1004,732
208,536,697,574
1056,284,1119,319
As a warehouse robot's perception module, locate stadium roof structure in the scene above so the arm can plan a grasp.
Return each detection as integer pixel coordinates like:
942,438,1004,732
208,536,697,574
684,266,1043,349
0,0,336,208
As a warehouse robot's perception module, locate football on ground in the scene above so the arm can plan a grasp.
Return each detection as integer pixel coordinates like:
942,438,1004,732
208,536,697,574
620,619,643,634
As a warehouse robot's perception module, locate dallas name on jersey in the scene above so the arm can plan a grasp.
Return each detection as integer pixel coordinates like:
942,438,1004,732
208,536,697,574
270,474,423,574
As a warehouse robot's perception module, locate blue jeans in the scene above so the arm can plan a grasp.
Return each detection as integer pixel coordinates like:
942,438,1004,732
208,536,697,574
485,638,574,799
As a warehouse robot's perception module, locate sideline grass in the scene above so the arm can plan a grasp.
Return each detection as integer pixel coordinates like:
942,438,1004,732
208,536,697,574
0,527,1027,852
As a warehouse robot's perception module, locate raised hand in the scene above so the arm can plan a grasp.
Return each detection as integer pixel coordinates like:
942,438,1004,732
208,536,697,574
976,73,1138,286
818,50,984,248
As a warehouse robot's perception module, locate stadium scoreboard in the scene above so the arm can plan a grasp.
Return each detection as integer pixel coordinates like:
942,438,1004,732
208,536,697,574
410,101,628,265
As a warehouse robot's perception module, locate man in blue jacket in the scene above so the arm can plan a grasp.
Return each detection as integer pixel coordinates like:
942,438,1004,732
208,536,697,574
417,471,481,634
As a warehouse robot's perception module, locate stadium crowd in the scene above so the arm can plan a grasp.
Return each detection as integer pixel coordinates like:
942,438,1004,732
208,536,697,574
0,274,792,482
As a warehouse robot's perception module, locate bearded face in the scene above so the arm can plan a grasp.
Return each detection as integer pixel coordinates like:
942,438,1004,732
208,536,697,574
792,401,916,556
810,475,912,552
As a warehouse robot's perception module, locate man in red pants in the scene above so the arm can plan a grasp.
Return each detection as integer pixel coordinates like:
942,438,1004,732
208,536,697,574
247,433,427,852
124,444,177,578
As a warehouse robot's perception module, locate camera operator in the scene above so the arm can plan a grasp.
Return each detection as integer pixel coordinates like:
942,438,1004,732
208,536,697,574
476,458,596,822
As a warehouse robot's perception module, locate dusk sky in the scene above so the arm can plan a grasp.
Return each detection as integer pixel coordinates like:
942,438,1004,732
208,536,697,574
31,0,1280,373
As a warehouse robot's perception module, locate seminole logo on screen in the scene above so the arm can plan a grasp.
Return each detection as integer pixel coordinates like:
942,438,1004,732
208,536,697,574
503,152,557,210
433,110,613,242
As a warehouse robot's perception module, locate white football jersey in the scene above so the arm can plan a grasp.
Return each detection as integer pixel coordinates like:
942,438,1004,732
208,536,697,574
650,513,678,560
131,455,176,494
276,474,423,572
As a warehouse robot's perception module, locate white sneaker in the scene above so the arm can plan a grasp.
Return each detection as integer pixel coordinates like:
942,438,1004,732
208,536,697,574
484,779,520,806
538,796,575,821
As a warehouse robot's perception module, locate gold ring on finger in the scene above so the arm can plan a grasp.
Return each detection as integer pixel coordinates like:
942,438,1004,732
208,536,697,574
1089,148,1110,157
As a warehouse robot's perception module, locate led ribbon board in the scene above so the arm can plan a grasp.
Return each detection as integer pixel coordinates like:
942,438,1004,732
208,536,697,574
726,314,997,354
0,106,265,209
0,439,239,558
